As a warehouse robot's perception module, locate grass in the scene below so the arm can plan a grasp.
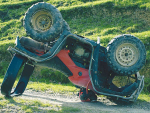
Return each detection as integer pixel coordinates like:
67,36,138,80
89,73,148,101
138,93,150,102
26,81,77,93
0,94,80,113
0,76,78,94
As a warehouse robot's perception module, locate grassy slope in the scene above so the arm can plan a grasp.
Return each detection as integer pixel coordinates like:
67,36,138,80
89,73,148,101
0,0,150,92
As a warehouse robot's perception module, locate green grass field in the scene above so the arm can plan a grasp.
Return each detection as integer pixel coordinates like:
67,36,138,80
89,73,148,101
0,94,81,112
0,0,150,94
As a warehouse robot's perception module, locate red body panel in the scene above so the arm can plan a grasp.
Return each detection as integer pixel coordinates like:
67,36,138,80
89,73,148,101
56,50,93,90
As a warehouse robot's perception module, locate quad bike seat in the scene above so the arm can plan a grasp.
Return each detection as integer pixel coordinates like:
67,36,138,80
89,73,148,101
19,36,51,56
8,31,70,62
20,37,50,51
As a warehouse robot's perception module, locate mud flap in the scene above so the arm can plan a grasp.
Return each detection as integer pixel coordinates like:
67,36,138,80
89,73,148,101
11,63,34,96
1,54,34,97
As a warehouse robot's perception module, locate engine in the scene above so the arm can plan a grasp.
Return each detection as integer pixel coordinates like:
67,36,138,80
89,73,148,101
63,37,92,69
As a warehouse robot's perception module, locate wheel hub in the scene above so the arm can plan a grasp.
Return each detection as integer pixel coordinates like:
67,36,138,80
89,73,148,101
116,43,139,67
31,10,52,32
41,20,46,25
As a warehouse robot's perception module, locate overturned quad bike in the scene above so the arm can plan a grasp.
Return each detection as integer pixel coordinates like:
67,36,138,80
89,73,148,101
1,2,146,102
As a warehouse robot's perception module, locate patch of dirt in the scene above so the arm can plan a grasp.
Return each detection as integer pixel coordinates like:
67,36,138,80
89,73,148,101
17,90,150,113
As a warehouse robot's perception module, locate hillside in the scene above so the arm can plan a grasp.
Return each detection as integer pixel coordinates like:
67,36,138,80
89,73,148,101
0,0,150,92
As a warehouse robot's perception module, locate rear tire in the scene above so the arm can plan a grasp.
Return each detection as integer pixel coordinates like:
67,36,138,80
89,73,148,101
23,2,63,42
106,34,146,76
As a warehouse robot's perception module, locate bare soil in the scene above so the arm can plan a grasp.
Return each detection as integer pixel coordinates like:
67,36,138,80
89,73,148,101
18,90,150,113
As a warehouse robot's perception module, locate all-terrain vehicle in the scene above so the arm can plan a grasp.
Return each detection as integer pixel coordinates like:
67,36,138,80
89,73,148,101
1,2,146,102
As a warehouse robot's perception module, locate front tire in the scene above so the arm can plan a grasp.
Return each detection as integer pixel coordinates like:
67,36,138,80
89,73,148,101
23,2,63,42
106,34,146,76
